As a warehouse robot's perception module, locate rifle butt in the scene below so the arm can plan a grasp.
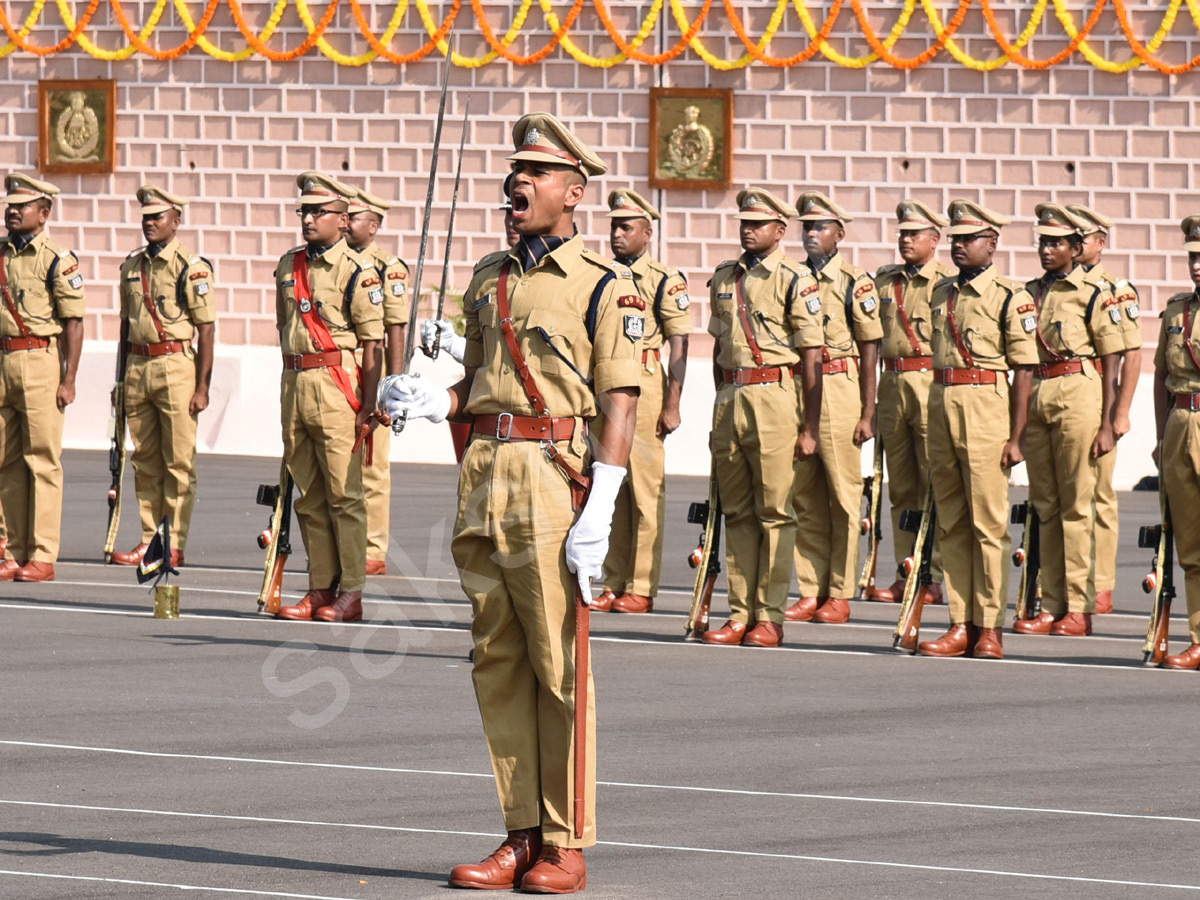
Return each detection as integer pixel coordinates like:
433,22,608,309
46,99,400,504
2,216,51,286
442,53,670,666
1144,598,1171,667
685,577,715,640
258,553,287,615
894,588,927,654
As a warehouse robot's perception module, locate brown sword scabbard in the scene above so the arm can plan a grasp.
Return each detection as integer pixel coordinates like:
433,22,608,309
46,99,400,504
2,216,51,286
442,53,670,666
573,586,590,840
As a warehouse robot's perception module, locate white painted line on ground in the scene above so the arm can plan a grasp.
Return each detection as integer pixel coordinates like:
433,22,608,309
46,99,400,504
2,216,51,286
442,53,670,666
1,802,1197,892
0,869,370,900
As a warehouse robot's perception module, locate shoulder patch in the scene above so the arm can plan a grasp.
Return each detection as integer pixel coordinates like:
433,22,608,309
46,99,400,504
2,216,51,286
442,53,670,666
1017,303,1035,314
853,282,874,299
617,294,646,310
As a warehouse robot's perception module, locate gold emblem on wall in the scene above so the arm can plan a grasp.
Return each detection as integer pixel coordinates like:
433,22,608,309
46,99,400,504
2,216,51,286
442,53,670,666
38,79,117,175
649,87,733,191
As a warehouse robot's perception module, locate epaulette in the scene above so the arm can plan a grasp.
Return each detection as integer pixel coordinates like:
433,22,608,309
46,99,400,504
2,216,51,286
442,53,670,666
715,259,738,272
125,245,148,260
778,257,810,281
288,244,306,256
473,249,509,272
580,247,628,277
1166,292,1192,307
874,263,901,279
841,259,871,280
933,275,956,292
643,257,671,277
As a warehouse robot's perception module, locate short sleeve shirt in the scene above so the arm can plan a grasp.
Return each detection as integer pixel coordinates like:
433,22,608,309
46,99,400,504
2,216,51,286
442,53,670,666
119,238,216,344
626,254,690,352
1024,266,1124,362
808,251,884,360
274,240,382,355
0,231,86,338
930,265,1039,371
1155,292,1200,394
359,242,410,327
1087,263,1143,352
874,258,954,359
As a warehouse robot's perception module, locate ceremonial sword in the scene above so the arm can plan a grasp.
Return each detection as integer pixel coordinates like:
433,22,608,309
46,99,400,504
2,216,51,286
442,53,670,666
429,97,471,360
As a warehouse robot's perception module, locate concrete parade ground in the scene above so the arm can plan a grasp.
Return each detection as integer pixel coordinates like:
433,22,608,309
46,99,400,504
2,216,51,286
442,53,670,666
2,450,1197,900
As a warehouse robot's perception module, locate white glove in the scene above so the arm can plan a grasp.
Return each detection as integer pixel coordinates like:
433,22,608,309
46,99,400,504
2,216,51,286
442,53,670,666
564,461,627,604
420,319,466,365
378,373,451,425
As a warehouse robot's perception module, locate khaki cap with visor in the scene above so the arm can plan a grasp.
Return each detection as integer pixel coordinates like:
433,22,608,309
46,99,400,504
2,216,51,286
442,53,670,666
1033,202,1088,238
5,173,60,205
296,171,354,209
137,184,188,216
348,188,392,217
1181,216,1200,252
896,199,949,231
796,190,854,224
946,199,1011,236
507,112,607,179
733,188,791,223
606,188,660,221
1066,204,1116,236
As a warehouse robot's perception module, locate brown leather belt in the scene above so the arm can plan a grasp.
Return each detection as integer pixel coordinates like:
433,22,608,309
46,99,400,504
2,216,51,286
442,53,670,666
1175,392,1200,411
937,367,998,386
721,365,793,386
883,356,933,373
823,358,857,375
1036,358,1102,379
472,413,576,442
130,340,187,357
0,336,51,352
642,348,660,363
284,349,345,371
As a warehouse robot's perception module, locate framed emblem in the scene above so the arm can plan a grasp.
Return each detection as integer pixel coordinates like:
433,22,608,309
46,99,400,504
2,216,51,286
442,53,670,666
38,79,117,176
649,87,733,191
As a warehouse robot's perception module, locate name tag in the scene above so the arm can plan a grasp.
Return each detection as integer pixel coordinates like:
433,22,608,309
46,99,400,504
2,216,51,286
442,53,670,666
282,279,296,288
717,292,733,300
1168,325,1184,334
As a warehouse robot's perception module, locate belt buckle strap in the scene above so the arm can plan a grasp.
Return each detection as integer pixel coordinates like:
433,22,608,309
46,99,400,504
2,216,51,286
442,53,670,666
495,411,515,440
941,368,953,386
291,354,304,371
1189,393,1200,412
732,368,749,386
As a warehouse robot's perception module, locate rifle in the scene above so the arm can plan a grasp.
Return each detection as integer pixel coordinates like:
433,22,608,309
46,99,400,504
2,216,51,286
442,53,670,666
684,457,722,640
103,330,130,563
1140,492,1174,667
1011,500,1042,622
854,436,884,600
893,485,936,653
255,460,294,615
428,98,471,360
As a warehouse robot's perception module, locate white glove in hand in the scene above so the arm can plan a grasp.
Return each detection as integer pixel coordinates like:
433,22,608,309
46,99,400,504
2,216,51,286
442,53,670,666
564,461,627,604
379,372,451,425
420,319,466,365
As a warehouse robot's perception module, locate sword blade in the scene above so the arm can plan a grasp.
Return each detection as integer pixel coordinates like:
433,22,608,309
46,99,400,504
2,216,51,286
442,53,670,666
431,97,471,360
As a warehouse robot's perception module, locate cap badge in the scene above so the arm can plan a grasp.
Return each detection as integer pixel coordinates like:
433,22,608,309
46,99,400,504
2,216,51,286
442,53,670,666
901,204,913,218
1040,211,1053,224
954,208,964,221
524,127,542,145
304,180,317,192
806,199,817,212
1192,225,1200,240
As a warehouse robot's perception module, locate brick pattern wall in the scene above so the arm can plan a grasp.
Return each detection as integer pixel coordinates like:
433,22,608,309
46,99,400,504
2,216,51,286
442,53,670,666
1,1,1195,346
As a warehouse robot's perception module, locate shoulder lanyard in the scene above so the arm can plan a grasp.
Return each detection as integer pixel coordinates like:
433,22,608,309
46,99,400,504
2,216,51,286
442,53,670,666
892,275,923,355
732,269,765,367
0,247,32,338
292,251,362,413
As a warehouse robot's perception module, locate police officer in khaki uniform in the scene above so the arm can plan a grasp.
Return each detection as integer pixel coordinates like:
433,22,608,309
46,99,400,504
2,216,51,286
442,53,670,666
382,113,639,893
1068,204,1143,615
1011,204,1124,638
919,200,1038,659
871,200,953,604
593,188,690,615
1153,216,1200,669
702,188,823,648
344,187,409,576
787,191,882,625
273,173,382,623
109,186,215,568
0,174,85,582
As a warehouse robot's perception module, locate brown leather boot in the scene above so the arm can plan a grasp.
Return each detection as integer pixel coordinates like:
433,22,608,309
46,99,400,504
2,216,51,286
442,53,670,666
973,627,1004,659
1164,643,1200,670
784,597,817,621
700,620,747,645
0,559,21,581
1012,611,1058,635
449,828,541,889
277,588,337,621
611,593,653,614
1050,612,1092,636
813,597,851,624
591,590,616,613
110,542,150,566
1094,589,1113,614
871,579,905,603
520,845,587,894
365,558,387,576
742,621,783,648
924,582,944,605
918,623,977,657
14,561,55,582
315,590,363,622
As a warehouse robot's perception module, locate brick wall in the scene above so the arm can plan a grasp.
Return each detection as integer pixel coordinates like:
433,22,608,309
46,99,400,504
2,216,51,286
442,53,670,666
1,1,1196,348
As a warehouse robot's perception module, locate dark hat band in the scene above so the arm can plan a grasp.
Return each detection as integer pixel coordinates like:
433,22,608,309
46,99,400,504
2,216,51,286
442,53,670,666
515,144,584,170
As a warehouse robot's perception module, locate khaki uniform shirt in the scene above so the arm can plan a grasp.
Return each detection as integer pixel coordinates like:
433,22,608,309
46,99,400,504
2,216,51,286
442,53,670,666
461,235,642,419
874,258,954,359
358,242,410,327
808,251,884,360
274,240,382,354
1086,263,1142,352
119,238,216,344
706,248,823,370
1024,266,1125,362
0,231,86,337
1155,291,1200,394
930,266,1039,370
625,253,690,352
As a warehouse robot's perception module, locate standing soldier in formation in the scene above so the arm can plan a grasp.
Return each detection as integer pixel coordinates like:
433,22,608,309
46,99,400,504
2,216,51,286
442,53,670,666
0,174,85,583
109,186,215,568
1153,217,1200,669
594,188,690,615
1011,204,1124,638
788,191,881,625
344,187,409,576
870,200,953,604
273,173,382,623
1069,204,1143,615
919,201,1037,660
703,188,823,648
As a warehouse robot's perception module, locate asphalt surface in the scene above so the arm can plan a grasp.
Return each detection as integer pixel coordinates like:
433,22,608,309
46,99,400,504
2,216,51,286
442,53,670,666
2,450,1196,900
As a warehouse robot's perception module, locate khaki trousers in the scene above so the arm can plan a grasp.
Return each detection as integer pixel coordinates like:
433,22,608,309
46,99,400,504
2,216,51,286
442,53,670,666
1162,409,1200,644
877,369,942,581
712,377,798,625
1025,371,1102,615
1094,448,1118,593
280,366,367,592
363,425,391,560
0,346,65,563
927,380,1012,628
452,433,596,847
602,354,666,598
793,365,864,599
124,352,199,550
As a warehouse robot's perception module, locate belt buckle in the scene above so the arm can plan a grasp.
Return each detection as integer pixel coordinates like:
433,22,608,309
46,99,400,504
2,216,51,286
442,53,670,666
1191,394,1200,412
291,355,303,371
941,368,952,386
495,411,514,440
733,369,748,386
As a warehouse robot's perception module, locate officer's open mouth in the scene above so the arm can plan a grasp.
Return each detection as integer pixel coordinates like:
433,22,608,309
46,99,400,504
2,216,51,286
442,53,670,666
511,193,530,217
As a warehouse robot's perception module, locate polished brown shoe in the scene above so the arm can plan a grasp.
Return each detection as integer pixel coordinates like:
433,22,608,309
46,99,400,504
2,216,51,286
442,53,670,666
110,542,150,566
1011,612,1058,635
14,561,54,582
591,590,616,613
276,588,337,621
365,558,387,576
520,845,586,894
1094,590,1113,615
813,597,851,624
700,620,747,645
0,536,6,558
449,828,541,889
315,590,363,622
918,623,977,657
611,593,653,614
1164,643,1200,670
1050,612,1092,636
871,580,905,603
784,596,817,621
924,582,944,605
742,621,783,647
973,627,1004,659
0,558,21,581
